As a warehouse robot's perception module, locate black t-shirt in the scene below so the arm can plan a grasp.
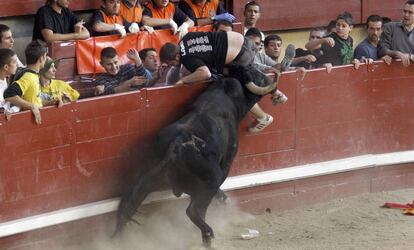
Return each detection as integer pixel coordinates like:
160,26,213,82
316,32,353,66
180,32,228,74
33,5,79,41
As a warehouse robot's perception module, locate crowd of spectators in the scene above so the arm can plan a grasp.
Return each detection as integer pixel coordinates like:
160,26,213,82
0,0,413,132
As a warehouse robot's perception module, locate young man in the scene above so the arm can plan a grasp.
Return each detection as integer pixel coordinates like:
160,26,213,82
159,31,294,133
379,0,414,66
354,15,383,61
0,24,24,67
95,47,151,96
306,12,354,67
243,1,264,41
3,40,48,125
293,27,326,69
212,19,233,32
142,0,194,38
33,0,90,42
178,0,233,26
90,0,140,37
39,57,80,107
0,48,20,115
139,48,159,78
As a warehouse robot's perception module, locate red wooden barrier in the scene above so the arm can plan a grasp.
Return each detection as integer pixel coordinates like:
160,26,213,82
1,62,414,224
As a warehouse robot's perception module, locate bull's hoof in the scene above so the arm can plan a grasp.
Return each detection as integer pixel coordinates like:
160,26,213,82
215,190,230,205
202,231,215,249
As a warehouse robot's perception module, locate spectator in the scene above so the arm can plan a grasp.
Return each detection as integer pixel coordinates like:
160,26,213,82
95,47,151,96
243,1,264,40
0,48,20,115
327,20,336,34
90,0,140,37
159,31,292,133
120,0,144,24
246,28,276,73
139,48,159,79
0,24,24,67
178,0,234,26
264,34,282,62
33,0,90,42
212,19,233,32
142,0,194,38
39,57,79,107
354,15,383,61
306,12,354,67
293,27,326,69
3,40,48,124
378,0,414,66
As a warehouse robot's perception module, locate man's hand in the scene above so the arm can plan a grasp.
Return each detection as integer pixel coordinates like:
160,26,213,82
303,54,317,63
5,110,11,121
143,25,154,34
177,22,189,40
74,20,85,33
381,55,392,65
128,22,140,34
296,67,307,80
396,51,410,67
168,19,178,35
212,13,236,22
324,37,335,47
323,63,333,73
31,105,42,125
127,48,142,66
114,24,127,38
95,85,105,96
128,76,148,88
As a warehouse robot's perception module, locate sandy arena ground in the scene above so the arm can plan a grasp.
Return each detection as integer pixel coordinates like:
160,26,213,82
67,189,414,250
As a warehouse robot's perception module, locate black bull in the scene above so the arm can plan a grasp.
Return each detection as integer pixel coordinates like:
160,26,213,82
114,65,280,247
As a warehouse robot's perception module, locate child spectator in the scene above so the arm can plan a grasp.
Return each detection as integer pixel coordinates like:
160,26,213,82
3,40,48,125
178,0,234,26
33,0,90,42
142,0,194,38
0,48,20,115
306,12,355,67
0,24,24,67
39,57,80,107
95,47,151,96
90,0,140,37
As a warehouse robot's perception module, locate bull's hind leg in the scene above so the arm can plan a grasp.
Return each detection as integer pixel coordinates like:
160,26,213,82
186,190,217,248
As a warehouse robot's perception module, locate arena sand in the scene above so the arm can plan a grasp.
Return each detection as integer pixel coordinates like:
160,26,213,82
66,188,414,250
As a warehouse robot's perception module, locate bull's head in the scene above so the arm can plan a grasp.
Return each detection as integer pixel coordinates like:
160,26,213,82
245,44,295,96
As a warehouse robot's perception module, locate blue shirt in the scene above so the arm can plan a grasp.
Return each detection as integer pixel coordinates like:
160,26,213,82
354,38,378,60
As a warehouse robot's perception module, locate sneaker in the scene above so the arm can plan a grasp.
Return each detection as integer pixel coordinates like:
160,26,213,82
272,90,288,105
248,114,274,133
280,44,296,72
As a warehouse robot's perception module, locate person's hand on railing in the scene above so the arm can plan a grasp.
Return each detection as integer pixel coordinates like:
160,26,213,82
168,19,178,35
143,25,154,34
128,23,140,34
114,24,127,38
212,13,236,22
178,22,189,40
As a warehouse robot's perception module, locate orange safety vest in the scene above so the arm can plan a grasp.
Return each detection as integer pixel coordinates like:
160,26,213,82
146,1,175,19
184,0,219,18
120,1,143,23
99,9,124,25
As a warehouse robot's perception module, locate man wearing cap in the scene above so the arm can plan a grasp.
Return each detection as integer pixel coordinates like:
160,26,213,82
39,57,80,107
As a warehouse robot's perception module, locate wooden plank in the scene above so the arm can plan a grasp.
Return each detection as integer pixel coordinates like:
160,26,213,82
361,0,403,22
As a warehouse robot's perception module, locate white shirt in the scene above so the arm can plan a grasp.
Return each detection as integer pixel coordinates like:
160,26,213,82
0,77,20,113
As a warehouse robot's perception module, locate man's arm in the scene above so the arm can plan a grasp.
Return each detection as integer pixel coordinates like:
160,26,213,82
5,95,41,124
176,66,211,85
306,37,334,51
41,25,90,42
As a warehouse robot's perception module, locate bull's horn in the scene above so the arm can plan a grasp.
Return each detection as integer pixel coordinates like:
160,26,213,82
245,72,281,95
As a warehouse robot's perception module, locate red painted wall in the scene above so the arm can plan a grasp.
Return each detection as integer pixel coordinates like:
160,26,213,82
1,62,414,223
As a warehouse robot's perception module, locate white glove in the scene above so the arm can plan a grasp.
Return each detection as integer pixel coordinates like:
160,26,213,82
114,23,126,38
168,19,178,35
143,25,155,34
128,22,140,34
177,22,189,40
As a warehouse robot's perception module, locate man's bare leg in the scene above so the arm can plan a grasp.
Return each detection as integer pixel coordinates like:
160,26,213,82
249,103,273,133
